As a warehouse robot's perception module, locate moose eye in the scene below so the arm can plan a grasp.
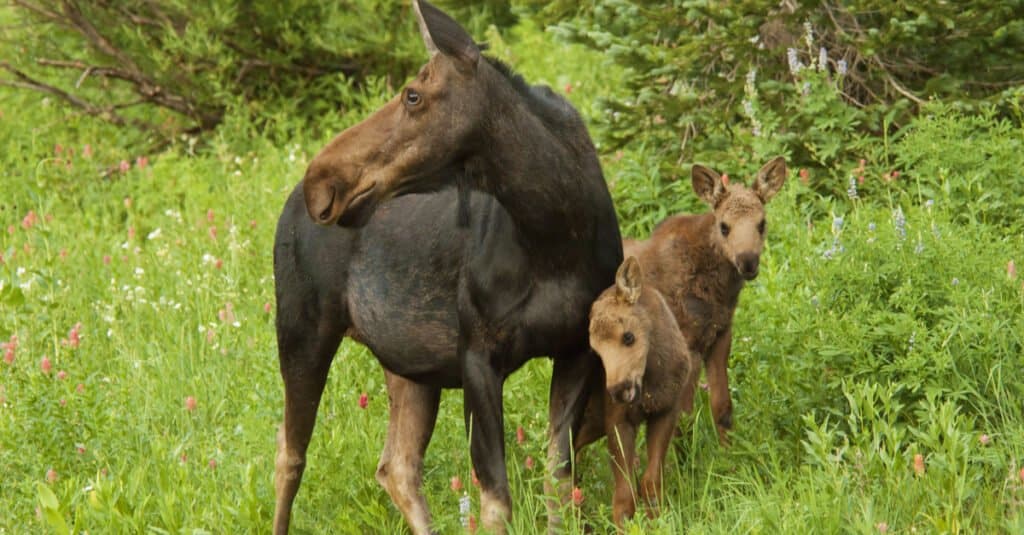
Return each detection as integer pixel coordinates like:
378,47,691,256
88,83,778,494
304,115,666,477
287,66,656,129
621,331,635,346
405,89,421,106
720,223,731,237
757,219,766,234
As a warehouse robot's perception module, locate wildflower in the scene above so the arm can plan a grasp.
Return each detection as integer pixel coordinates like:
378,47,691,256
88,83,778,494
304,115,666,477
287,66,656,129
214,258,223,270
103,255,112,265
250,219,258,229
181,453,188,463
914,239,924,255
516,425,526,445
564,83,573,94
846,176,858,199
66,322,82,348
699,381,709,392
2,334,17,364
832,216,844,234
787,48,802,74
913,453,925,476
451,476,463,492
208,226,218,241
908,332,916,352
837,59,848,77
876,522,889,533
471,469,480,487
467,514,477,533
57,370,67,381
76,383,85,394
868,222,876,232
799,168,809,184
459,493,471,526
1008,260,1017,279
119,160,131,173
185,396,198,412
358,392,369,409
925,199,934,209
720,174,729,186
46,468,58,483
264,302,273,314
136,156,148,169
55,143,63,155
22,210,38,230
572,486,584,506
41,356,52,374
893,207,906,241
1019,467,1024,483
208,458,217,470
76,443,86,454
818,47,828,71
207,209,216,223
525,456,535,470
59,398,66,406
803,21,814,48
979,434,991,446
951,278,959,286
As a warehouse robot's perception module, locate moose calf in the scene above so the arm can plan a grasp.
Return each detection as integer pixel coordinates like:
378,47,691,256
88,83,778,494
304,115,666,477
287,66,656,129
625,156,787,445
574,256,699,527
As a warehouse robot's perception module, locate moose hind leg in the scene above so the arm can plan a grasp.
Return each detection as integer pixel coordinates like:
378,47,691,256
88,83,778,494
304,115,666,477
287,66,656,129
273,319,342,535
376,370,442,535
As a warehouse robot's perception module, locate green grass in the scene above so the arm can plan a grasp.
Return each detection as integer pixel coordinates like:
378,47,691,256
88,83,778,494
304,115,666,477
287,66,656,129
3,19,1024,535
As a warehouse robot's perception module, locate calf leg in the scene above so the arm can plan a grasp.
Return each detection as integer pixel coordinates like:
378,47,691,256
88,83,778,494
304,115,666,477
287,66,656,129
546,350,598,531
605,409,638,528
377,370,441,535
273,320,342,535
640,407,684,518
706,327,734,446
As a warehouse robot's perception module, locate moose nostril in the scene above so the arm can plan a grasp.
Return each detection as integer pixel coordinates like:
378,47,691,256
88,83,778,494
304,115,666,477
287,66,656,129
317,186,336,221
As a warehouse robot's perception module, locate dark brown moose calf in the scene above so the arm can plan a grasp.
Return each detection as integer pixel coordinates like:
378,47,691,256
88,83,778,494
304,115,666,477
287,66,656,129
625,156,787,445
575,256,699,527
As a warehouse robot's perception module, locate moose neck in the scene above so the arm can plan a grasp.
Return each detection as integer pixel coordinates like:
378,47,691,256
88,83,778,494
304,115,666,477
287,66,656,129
467,64,618,260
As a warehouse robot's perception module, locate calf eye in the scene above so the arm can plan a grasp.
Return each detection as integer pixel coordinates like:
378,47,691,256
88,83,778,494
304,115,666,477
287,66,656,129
720,222,730,237
757,219,766,234
622,331,635,346
405,88,421,106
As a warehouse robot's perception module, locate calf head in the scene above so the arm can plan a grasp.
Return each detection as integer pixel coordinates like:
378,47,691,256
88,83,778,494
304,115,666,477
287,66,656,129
589,256,652,405
691,156,787,280
302,0,485,227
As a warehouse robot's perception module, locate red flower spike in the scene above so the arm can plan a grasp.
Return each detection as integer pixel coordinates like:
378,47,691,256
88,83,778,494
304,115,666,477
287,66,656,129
185,396,197,412
571,486,584,506
358,392,369,409
40,356,52,374
913,453,925,476
46,468,58,483
451,475,463,492
516,425,526,445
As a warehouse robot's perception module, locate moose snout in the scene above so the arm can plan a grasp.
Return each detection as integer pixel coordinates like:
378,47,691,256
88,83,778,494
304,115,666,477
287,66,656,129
608,380,641,405
736,252,760,280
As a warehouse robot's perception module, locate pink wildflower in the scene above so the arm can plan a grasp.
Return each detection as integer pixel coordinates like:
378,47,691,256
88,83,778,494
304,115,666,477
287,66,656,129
75,383,85,394
571,486,584,506
127,227,136,240
263,302,273,314
524,456,535,470
185,396,197,412
181,453,188,464
516,425,526,445
135,156,148,169
207,209,216,223
913,453,925,476
64,322,82,348
54,143,63,155
358,392,369,409
721,173,729,186
40,355,52,374
119,160,131,173
76,444,86,455
564,83,573,94
21,210,38,229
799,168,809,184
59,398,66,406
876,522,889,533
208,458,217,470
103,255,112,265
979,434,991,446
46,468,58,483
214,258,223,270
208,226,218,241
468,514,477,533
56,370,67,381
2,335,16,364
451,475,463,492
250,219,258,229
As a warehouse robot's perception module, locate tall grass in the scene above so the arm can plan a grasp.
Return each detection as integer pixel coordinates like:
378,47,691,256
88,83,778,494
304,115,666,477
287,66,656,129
2,17,1022,535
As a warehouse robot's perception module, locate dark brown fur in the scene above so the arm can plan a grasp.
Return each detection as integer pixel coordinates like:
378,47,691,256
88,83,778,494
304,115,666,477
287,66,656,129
575,256,699,527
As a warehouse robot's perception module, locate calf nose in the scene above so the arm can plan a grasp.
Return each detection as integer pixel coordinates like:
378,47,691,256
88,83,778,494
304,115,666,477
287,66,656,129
609,381,640,405
737,253,759,280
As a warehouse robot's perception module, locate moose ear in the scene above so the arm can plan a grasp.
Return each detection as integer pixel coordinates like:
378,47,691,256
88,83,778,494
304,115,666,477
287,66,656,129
752,156,787,203
615,256,643,305
691,164,725,206
413,0,480,69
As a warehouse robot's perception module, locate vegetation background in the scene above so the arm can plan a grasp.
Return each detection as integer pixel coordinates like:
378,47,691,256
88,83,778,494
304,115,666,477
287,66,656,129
1,1,1022,533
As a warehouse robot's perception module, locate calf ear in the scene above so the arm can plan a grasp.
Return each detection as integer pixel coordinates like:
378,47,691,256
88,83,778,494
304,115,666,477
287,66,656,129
615,256,643,305
413,0,480,69
692,164,725,206
753,156,787,203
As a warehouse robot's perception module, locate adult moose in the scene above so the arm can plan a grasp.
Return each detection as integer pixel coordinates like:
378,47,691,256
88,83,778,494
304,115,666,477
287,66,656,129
272,1,622,533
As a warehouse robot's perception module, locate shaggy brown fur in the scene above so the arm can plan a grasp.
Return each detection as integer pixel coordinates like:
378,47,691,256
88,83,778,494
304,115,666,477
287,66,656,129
575,256,699,527
626,156,787,445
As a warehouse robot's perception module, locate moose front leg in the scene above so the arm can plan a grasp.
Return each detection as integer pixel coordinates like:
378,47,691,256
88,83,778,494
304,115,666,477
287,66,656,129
376,370,442,535
462,346,511,533
545,350,598,531
706,326,734,446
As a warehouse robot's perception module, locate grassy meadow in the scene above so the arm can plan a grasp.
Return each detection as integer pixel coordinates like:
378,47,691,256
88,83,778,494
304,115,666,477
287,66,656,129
2,16,1024,535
